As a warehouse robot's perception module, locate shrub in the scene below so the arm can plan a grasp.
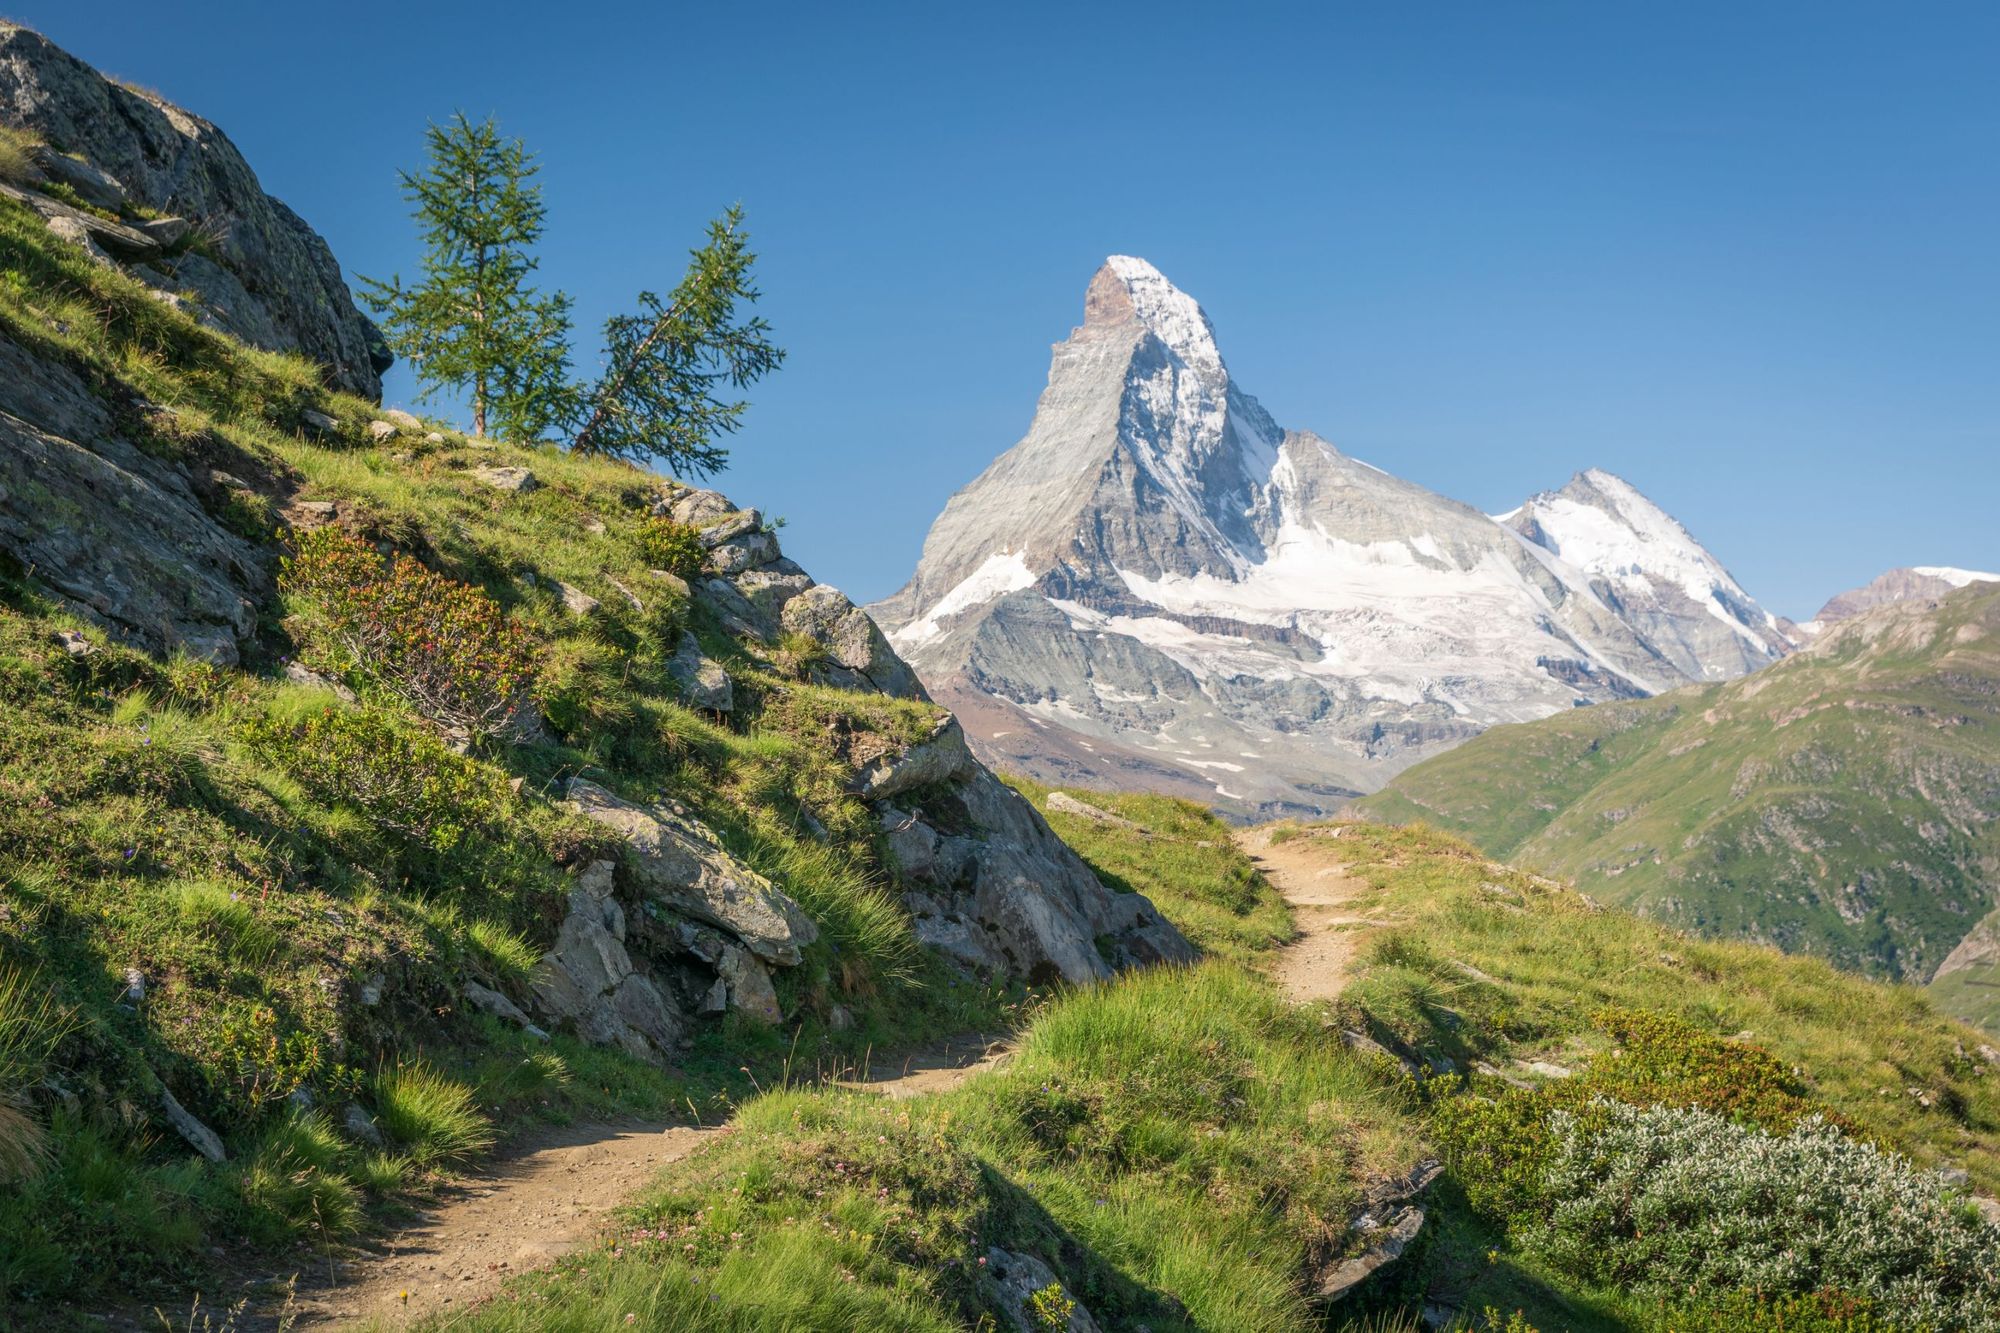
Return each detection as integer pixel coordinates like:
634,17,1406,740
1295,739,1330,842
1535,1100,2000,1329
279,526,539,739
246,702,511,853
637,516,706,580
1587,1007,1822,1134
372,1063,493,1166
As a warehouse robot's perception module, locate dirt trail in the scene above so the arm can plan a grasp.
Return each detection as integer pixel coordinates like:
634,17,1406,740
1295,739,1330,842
275,1037,1014,1328
1236,825,1385,1004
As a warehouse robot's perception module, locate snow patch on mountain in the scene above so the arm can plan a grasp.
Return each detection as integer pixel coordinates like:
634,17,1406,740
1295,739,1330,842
1913,566,2000,588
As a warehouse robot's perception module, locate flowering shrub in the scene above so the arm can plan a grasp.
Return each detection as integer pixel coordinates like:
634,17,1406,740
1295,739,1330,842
1536,1100,2000,1330
637,516,707,580
279,527,539,739
246,703,511,853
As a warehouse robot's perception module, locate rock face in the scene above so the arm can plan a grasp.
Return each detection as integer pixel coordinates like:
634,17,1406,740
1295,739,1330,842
0,22,388,396
0,332,264,662
1813,566,2000,628
869,257,1792,817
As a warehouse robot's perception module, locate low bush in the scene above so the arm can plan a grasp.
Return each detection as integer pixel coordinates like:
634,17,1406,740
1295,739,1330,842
637,516,707,580
1536,1101,2000,1329
279,526,539,739
246,702,512,853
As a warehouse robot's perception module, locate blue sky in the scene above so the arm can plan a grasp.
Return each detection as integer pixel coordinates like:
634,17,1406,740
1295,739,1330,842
29,2,1999,618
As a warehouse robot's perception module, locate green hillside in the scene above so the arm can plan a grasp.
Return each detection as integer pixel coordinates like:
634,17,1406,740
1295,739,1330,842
1358,584,2000,1025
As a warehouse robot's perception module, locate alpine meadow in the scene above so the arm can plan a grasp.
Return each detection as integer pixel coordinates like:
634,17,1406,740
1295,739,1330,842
0,9,1996,1333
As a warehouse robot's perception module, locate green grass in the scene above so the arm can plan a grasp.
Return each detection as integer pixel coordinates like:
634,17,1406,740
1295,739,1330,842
1012,779,1292,965
1356,585,2000,1026
0,182,1037,1314
372,1062,496,1166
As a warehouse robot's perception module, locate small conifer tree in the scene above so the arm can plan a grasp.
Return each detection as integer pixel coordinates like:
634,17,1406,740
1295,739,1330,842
568,205,784,475
361,113,577,441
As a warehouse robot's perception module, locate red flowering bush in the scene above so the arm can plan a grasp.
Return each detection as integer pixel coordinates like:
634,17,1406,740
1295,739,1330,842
279,527,539,740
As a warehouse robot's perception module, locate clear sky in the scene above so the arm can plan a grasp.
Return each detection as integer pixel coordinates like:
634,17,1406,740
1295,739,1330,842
26,1,1999,619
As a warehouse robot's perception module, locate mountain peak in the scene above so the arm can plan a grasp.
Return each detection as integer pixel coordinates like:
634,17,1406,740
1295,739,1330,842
1084,256,1226,382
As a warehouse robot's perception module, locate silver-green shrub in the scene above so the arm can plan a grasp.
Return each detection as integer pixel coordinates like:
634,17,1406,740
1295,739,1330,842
1537,1099,2000,1329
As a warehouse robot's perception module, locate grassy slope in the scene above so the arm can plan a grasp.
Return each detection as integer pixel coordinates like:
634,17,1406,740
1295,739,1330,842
0,191,1023,1315
1357,587,2000,1014
433,801,2000,1333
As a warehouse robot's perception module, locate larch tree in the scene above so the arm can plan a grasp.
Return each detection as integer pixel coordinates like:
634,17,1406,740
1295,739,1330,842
360,113,577,442
568,204,784,475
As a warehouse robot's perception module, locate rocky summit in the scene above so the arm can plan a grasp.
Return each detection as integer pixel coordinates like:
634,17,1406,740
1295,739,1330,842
870,257,1792,818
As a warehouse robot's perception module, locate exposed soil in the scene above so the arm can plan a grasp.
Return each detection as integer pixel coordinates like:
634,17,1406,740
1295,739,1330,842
267,1035,1016,1328
1236,825,1387,1004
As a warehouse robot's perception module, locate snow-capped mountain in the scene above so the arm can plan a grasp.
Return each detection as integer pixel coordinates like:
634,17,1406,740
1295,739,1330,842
1809,566,2000,629
869,257,1791,816
1502,469,1795,680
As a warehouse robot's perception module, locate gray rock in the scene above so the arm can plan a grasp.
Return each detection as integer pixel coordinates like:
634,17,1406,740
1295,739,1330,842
1,180,157,260
28,143,126,209
1320,1206,1427,1299
564,780,817,966
1341,1030,1420,1076
552,579,600,617
382,408,423,431
527,860,686,1059
665,632,732,711
358,973,385,1006
696,576,775,642
300,409,341,435
464,982,548,1040
716,943,782,1024
661,487,734,525
850,718,976,801
366,420,398,442
698,976,728,1014
0,342,262,664
341,1103,384,1148
781,584,924,698
697,509,762,547
1045,791,1144,829
895,764,1194,985
985,1248,1100,1333
52,628,94,657
42,211,113,266
159,1086,226,1163
0,23,389,395
474,465,537,493
707,531,780,575
136,215,189,248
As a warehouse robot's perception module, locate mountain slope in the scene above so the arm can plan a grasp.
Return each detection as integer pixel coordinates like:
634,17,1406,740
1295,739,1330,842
1358,582,2000,1026
1813,565,2000,627
871,258,1787,816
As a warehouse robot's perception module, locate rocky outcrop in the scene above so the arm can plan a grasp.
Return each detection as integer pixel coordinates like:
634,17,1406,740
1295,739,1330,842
0,333,263,662
1815,567,2000,626
632,480,1197,990
564,780,817,966
0,22,388,397
985,1248,1101,1333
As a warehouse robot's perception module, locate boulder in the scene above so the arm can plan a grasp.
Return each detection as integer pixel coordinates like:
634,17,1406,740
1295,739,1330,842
890,766,1195,985
528,860,686,1059
850,717,976,801
42,211,112,265
28,143,126,209
780,584,924,698
697,509,762,547
985,1248,1100,1333
136,215,189,248
715,943,783,1024
300,409,341,435
708,531,780,575
665,632,732,711
0,23,389,395
552,579,600,617
1046,791,1145,831
366,420,397,442
382,408,423,431
464,982,549,1040
341,1103,385,1148
474,465,537,493
564,780,817,965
